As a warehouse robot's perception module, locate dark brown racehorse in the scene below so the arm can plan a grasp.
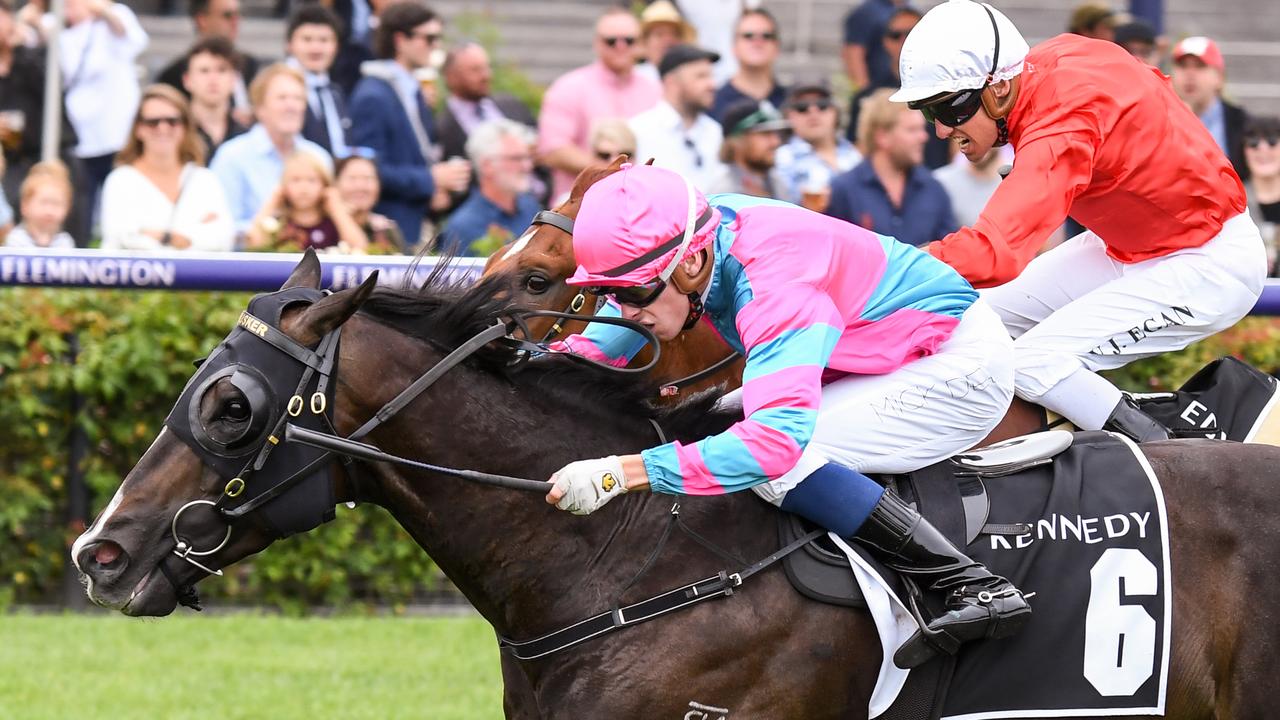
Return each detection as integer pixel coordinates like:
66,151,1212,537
74,255,1280,718
483,156,743,398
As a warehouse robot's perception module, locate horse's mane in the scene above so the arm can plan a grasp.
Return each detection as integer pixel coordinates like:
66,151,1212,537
356,263,737,442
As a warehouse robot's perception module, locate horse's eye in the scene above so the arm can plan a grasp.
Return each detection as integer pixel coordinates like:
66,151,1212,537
223,398,251,422
525,274,551,294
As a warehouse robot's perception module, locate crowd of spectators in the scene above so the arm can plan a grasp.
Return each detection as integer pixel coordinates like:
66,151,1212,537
0,0,1275,269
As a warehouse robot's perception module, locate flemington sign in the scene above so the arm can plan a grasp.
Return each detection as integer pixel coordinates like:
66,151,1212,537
0,249,486,291
2,249,1279,315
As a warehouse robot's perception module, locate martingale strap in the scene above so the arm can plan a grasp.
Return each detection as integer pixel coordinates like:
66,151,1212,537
498,513,824,661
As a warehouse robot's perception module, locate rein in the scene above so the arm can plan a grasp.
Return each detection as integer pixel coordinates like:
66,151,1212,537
498,503,824,660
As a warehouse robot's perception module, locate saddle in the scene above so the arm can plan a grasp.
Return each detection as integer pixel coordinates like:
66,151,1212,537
779,431,1074,607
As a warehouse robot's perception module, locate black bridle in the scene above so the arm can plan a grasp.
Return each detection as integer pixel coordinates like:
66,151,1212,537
157,285,662,609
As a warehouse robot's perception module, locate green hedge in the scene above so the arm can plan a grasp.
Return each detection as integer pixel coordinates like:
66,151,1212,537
2,287,1279,610
0,288,444,611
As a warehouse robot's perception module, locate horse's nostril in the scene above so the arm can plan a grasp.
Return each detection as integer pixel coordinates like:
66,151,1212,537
82,541,129,576
95,541,123,567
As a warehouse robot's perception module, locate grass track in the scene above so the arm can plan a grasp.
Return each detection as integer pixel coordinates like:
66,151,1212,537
0,613,504,720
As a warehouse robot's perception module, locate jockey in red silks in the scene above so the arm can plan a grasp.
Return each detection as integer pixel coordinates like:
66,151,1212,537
892,0,1266,442
542,162,1030,668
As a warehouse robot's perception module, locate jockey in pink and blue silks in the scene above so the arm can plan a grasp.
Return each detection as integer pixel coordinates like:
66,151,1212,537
543,163,1030,668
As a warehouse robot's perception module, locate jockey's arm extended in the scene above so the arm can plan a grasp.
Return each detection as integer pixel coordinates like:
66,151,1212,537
555,284,844,495
927,129,1098,287
549,300,651,367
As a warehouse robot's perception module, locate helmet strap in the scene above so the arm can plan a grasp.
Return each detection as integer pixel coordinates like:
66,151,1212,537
672,246,713,331
683,289,705,331
994,117,1010,147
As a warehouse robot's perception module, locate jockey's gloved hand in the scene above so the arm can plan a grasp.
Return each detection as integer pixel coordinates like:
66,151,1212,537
547,456,629,515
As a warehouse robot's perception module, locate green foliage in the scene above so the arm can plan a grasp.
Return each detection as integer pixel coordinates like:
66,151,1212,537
1104,317,1280,391
0,288,445,610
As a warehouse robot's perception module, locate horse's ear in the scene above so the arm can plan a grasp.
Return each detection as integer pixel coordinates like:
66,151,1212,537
292,271,379,343
282,249,322,290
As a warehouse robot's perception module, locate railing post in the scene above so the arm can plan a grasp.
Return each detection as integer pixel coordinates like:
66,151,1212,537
61,331,89,608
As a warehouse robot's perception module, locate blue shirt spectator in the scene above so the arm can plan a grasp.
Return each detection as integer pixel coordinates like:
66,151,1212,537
347,4,471,248
709,9,787,122
438,118,541,256
210,124,332,232
825,161,955,247
775,135,861,206
826,88,954,246
842,0,898,91
439,192,539,256
711,82,786,124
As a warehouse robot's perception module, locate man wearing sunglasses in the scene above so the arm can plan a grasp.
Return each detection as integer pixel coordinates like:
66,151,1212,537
891,0,1265,444
544,162,1031,668
537,7,660,201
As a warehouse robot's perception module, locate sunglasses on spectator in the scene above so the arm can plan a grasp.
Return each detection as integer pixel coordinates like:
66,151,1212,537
411,31,442,44
787,98,834,113
1246,134,1280,149
739,31,778,42
595,150,628,161
910,87,985,128
601,36,637,48
139,116,183,128
885,29,911,40
586,279,667,308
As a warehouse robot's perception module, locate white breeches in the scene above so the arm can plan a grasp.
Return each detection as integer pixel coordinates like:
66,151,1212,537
981,212,1266,402
745,299,1015,506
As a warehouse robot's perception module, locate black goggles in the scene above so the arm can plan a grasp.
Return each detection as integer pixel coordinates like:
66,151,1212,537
586,278,668,308
910,87,985,128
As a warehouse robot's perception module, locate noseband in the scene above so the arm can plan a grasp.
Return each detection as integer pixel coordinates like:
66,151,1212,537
155,284,661,610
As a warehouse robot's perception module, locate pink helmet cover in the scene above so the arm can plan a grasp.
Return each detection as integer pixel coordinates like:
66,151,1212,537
568,164,718,286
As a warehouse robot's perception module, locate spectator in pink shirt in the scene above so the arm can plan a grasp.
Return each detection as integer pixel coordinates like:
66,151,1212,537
536,6,660,200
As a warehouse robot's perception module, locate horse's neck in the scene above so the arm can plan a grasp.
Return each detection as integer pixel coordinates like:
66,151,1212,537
341,318,689,635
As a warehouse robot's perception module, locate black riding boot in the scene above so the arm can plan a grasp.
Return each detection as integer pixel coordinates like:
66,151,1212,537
854,490,1032,669
1103,395,1173,443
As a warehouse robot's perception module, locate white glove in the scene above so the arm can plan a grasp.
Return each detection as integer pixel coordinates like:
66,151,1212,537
549,455,629,515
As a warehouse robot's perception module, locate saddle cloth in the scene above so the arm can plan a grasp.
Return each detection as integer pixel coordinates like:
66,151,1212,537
781,431,1172,719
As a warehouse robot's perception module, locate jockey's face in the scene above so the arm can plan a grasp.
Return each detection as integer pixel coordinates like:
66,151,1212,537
929,80,1011,163
613,250,708,341
616,282,690,341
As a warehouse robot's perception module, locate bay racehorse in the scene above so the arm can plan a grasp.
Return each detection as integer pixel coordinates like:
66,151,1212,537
73,254,1280,718
483,155,743,399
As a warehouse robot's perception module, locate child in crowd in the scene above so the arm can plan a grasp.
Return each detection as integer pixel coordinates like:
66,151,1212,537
3,160,75,249
246,151,368,253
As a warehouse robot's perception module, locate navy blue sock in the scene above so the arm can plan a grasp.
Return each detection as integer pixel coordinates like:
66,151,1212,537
779,462,885,537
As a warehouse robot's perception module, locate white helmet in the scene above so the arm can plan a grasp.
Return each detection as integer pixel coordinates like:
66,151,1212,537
890,0,1030,104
